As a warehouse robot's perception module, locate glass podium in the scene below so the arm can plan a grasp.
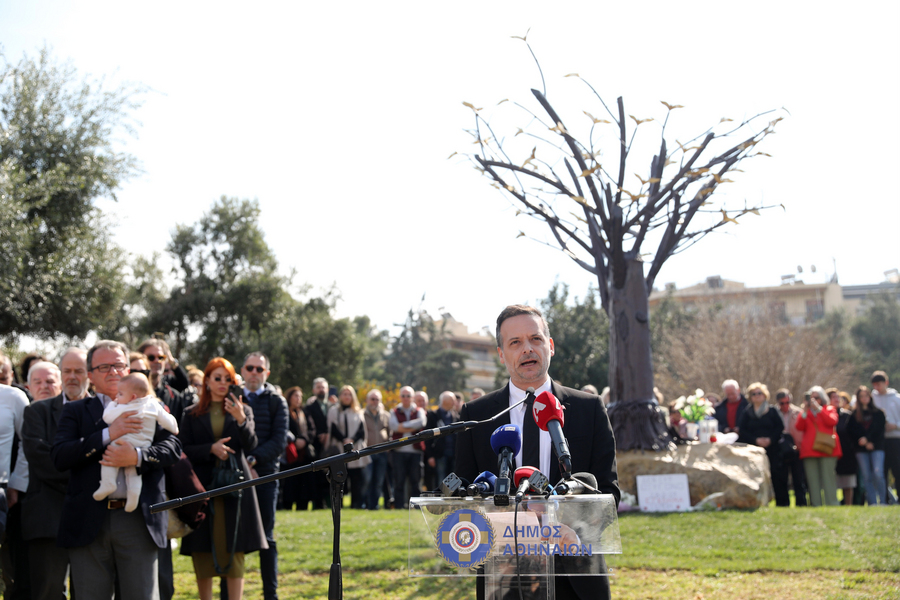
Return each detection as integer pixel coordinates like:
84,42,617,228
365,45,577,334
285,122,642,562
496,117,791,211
409,494,621,599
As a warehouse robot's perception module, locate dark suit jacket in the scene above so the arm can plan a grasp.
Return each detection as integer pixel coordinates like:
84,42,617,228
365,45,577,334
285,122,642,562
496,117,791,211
455,381,619,600
455,381,619,500
51,395,182,549
21,394,72,541
305,400,329,453
715,395,749,433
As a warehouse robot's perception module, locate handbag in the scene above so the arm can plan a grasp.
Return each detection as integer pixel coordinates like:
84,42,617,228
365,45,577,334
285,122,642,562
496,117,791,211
778,433,798,460
812,429,836,455
164,451,207,539
285,440,299,464
208,454,246,498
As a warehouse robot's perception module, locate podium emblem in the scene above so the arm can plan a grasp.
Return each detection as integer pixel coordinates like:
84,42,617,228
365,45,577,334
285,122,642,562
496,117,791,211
435,508,495,568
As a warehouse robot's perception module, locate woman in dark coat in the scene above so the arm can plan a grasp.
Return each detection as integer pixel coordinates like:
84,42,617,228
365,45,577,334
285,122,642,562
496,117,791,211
829,388,858,505
737,382,788,506
179,357,267,600
848,385,887,505
280,386,313,510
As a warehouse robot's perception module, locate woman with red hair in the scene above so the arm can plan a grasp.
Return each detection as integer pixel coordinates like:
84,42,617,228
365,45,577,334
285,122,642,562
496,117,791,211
179,358,267,600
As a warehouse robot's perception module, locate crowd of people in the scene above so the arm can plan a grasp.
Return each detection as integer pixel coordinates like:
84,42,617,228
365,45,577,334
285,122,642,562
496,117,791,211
0,331,896,600
664,374,899,507
0,340,479,600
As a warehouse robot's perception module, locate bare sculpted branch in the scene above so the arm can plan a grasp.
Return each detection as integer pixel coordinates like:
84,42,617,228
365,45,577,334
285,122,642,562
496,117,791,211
461,42,785,451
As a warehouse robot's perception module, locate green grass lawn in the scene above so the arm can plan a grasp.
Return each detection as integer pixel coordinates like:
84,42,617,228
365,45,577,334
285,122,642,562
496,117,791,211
170,506,900,599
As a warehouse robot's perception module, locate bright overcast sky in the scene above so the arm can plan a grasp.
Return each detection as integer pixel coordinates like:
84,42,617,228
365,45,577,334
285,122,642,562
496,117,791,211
3,1,898,339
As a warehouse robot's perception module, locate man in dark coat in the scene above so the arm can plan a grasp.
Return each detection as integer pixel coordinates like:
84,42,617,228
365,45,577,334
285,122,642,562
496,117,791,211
304,377,331,510
240,352,288,600
715,379,749,434
21,348,90,600
455,305,619,600
51,340,181,600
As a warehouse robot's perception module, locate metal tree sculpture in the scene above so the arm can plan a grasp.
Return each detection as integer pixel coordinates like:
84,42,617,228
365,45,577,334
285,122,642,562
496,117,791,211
464,46,784,451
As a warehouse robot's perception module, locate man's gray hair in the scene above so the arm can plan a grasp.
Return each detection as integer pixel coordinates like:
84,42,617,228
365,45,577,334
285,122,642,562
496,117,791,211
59,347,87,363
367,389,383,401
721,379,740,391
87,340,130,370
313,377,328,387
28,361,60,384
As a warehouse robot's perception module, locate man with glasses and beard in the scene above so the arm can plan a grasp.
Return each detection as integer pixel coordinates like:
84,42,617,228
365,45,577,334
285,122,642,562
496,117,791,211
240,352,288,600
51,341,181,600
137,339,192,425
22,348,90,600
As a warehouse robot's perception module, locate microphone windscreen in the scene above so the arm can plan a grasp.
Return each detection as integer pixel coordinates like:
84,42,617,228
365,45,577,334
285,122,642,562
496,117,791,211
571,472,598,488
474,471,497,487
513,466,537,487
490,424,522,455
534,391,565,430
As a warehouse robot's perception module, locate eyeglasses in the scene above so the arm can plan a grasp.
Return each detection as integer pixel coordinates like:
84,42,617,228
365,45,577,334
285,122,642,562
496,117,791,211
211,376,233,383
90,363,129,374
243,365,265,373
778,401,791,406
750,391,764,397
145,354,166,363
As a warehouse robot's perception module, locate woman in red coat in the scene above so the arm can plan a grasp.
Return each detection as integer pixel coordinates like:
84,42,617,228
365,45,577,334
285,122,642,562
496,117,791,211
796,385,842,506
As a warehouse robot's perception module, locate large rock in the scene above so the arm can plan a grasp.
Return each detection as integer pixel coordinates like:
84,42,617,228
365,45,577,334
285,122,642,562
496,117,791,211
616,443,773,509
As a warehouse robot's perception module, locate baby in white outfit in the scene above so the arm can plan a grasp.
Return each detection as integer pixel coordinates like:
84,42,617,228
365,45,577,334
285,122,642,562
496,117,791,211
93,372,179,512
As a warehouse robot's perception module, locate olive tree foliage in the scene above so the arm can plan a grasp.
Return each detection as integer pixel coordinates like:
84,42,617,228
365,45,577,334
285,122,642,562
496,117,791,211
463,39,785,450
131,196,389,388
0,47,142,340
146,196,288,361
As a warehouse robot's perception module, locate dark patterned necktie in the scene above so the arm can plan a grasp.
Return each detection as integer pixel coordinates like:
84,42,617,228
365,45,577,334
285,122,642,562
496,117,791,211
522,391,540,469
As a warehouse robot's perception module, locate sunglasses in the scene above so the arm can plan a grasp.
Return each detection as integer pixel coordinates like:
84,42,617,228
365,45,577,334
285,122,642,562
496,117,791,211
778,400,791,406
145,354,166,362
243,365,266,373
750,391,764,397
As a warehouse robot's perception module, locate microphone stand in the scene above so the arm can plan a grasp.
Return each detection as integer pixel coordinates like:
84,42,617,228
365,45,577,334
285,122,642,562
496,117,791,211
151,403,523,600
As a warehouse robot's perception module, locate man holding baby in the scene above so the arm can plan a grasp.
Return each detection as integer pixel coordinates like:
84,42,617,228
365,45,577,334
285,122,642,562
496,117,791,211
51,340,182,600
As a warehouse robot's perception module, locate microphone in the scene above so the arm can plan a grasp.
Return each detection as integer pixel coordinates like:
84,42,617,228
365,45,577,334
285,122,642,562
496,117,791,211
513,466,550,502
533,390,572,477
490,424,521,506
439,473,470,497
467,471,497,497
554,472,599,495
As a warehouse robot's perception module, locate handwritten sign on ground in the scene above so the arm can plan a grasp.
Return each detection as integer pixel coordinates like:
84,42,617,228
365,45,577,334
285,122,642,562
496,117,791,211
636,474,691,512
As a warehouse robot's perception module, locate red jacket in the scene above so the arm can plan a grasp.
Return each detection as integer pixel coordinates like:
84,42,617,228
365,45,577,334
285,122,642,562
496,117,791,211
796,405,842,459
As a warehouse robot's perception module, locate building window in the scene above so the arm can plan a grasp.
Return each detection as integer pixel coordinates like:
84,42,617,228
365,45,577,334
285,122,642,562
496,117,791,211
806,299,824,322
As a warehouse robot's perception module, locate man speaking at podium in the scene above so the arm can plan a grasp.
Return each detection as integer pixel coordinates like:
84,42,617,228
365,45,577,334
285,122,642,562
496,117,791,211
455,304,619,600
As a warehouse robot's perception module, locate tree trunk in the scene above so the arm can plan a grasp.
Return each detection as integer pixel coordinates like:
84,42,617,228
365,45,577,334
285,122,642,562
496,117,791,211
605,258,674,451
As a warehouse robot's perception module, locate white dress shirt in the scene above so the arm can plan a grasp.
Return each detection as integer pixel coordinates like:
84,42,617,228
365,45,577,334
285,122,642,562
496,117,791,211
508,378,552,478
